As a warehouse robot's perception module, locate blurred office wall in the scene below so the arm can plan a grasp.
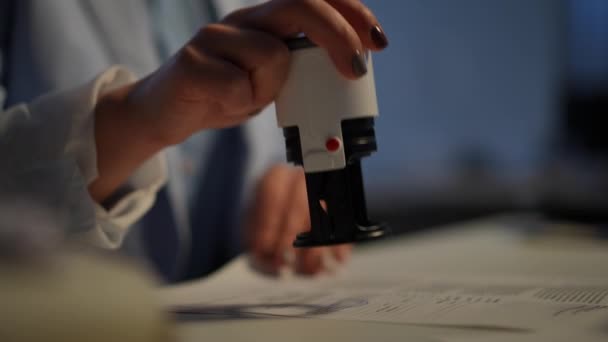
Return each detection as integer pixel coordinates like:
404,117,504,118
364,0,563,194
361,0,565,221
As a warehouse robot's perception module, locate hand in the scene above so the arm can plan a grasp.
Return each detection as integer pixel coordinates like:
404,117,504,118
246,164,352,275
129,0,389,144
91,0,388,202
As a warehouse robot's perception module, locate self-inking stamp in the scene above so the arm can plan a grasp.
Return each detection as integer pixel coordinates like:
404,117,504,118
275,37,390,247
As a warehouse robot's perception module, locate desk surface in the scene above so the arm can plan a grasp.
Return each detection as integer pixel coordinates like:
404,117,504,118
350,217,608,280
163,217,608,342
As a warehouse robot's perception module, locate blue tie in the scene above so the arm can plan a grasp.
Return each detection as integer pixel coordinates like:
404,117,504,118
141,0,248,282
183,126,248,280
140,187,181,282
140,128,247,283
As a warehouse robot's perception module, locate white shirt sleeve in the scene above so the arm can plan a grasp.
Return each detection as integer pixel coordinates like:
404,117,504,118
0,66,167,249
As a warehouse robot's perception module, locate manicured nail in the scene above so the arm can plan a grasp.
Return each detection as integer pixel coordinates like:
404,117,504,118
352,51,368,77
370,25,389,49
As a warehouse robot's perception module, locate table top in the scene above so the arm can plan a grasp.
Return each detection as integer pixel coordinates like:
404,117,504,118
163,216,608,342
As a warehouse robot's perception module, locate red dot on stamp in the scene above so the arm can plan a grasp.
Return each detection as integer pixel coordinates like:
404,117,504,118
325,137,341,152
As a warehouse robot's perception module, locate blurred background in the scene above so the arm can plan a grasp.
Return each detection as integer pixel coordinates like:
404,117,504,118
361,0,608,232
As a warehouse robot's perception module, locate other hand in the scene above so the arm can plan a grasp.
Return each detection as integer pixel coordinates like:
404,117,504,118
246,164,352,275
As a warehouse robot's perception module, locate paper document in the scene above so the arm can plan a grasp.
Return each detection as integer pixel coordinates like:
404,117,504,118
168,257,608,330
162,221,608,340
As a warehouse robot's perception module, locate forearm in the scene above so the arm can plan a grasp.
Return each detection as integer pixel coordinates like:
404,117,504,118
1,66,166,247
89,83,166,203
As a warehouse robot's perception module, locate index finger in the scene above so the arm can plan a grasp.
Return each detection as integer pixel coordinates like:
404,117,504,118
247,165,293,264
326,0,389,50
225,0,368,79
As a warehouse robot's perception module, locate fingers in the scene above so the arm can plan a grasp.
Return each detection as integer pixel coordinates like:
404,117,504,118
226,0,382,79
153,47,255,132
247,164,354,275
134,0,389,142
277,169,351,275
331,244,352,263
326,0,388,50
191,24,290,110
274,167,309,267
172,45,251,106
294,244,352,275
277,169,353,275
295,248,324,274
248,165,293,271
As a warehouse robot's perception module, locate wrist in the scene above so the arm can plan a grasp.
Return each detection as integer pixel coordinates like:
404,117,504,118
95,82,167,152
90,83,166,202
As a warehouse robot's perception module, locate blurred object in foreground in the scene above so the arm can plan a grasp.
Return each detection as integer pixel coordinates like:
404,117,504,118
0,200,172,342
0,200,63,264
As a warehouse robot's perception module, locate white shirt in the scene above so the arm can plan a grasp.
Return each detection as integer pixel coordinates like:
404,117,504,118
0,0,284,252
0,67,166,248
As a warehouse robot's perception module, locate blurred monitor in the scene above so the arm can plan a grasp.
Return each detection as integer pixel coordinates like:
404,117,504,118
361,0,608,225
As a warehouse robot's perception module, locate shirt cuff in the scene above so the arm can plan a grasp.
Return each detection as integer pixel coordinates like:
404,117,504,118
31,66,166,249
87,67,168,249
93,155,167,248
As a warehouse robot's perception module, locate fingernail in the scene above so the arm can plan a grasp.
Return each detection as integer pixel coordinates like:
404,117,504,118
370,25,389,49
352,51,368,77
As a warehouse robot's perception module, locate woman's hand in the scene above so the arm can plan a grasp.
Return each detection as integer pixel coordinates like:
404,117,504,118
130,0,389,144
246,164,352,275
91,0,388,204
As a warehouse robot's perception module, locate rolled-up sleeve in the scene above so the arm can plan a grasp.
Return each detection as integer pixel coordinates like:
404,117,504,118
0,66,166,249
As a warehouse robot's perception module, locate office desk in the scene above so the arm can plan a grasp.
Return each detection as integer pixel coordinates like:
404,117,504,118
162,217,608,341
